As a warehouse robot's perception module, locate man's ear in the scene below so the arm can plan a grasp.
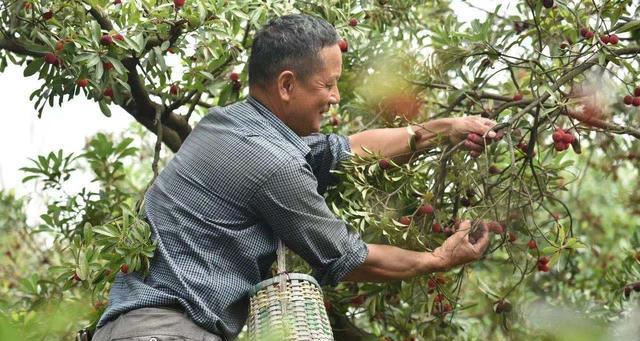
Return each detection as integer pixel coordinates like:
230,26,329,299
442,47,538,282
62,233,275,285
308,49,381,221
277,70,295,101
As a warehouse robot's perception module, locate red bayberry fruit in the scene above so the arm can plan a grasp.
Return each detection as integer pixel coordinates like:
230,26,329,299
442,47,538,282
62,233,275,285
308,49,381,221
537,262,550,272
330,116,340,126
512,92,523,101
42,10,53,21
539,256,550,264
427,278,437,289
489,164,500,174
23,2,32,10
170,84,179,95
113,33,125,41
487,221,504,234
634,283,640,292
609,34,619,45
584,31,594,39
114,0,122,4
635,87,640,97
508,232,517,242
324,299,333,311
104,87,114,98
76,79,89,87
554,142,568,151
44,52,57,64
104,269,113,276
103,62,114,70
560,40,570,49
72,273,82,281
580,27,589,37
101,34,113,46
230,72,239,82
552,129,563,143
633,97,640,107
55,40,64,51
542,0,554,8
624,95,634,105
167,47,175,53
338,39,348,53
232,80,242,91
635,252,640,262
443,303,452,313
350,294,366,306
349,18,358,27
495,300,512,313
378,159,392,170
527,239,537,249
174,0,185,8
418,204,435,215
600,35,610,44
432,223,442,233
434,293,445,303
560,132,575,144
399,216,411,226
623,286,632,299
120,263,129,274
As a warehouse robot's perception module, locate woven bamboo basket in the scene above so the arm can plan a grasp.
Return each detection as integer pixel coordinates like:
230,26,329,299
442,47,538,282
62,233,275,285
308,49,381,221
247,240,334,341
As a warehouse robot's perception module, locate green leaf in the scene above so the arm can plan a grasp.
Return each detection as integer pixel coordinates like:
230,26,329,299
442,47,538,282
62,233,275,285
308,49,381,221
23,58,44,77
616,20,640,33
99,101,111,117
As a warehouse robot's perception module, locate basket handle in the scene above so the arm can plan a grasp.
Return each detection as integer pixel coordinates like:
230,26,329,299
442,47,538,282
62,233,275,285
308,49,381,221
276,239,287,274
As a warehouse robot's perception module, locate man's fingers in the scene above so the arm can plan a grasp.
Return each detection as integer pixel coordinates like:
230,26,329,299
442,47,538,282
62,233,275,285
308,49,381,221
464,140,484,152
467,133,486,146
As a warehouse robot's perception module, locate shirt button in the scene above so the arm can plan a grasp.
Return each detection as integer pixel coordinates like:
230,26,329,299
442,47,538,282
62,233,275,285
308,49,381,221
149,338,158,341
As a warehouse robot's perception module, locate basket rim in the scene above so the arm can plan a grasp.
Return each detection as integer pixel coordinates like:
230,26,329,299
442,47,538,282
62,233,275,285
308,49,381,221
248,272,321,296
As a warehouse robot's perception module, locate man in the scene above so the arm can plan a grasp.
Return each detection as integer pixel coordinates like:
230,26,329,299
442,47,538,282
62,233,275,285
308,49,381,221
93,14,495,341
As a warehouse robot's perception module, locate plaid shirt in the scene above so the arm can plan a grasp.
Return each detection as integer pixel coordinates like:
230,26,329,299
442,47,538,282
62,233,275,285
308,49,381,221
97,96,369,339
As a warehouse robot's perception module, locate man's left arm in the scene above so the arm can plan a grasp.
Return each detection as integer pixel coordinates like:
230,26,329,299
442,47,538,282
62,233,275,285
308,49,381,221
348,116,498,163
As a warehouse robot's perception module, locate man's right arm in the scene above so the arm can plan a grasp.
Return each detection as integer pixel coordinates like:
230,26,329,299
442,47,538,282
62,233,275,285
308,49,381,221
343,221,490,282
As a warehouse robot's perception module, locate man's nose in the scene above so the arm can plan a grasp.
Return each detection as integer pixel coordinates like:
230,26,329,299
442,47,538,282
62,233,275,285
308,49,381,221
329,87,340,104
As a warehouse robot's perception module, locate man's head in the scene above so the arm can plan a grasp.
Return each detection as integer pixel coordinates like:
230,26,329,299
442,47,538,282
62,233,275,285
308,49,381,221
249,14,342,136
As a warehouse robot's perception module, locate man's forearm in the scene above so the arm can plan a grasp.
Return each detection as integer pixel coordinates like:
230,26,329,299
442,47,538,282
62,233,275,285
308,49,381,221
342,244,446,282
348,118,453,160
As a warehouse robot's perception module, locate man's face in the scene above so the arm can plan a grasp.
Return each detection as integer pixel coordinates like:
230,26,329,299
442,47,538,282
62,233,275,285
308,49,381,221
285,44,342,136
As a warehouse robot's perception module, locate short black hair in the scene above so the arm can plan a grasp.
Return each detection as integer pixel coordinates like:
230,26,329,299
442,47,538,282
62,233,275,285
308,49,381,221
248,14,339,88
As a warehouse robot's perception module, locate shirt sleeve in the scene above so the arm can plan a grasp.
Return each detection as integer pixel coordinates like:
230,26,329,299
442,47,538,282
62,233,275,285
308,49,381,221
250,156,368,287
301,133,352,194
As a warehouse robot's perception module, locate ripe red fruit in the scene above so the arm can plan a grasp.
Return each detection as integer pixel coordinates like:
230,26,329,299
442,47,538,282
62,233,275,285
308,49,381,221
427,278,437,289
527,239,537,249
432,223,442,233
350,294,366,306
418,204,435,216
167,47,175,53
443,303,452,313
554,142,569,152
76,79,89,87
552,130,563,143
508,232,517,242
399,216,411,226
72,273,82,281
349,18,358,27
542,0,554,9
324,299,333,311
114,0,122,4
104,87,114,98
120,263,129,274
338,39,348,53
494,300,512,314
330,116,340,126
635,252,640,262
170,83,179,95
539,256,550,264
378,159,392,170
55,41,64,51
580,27,589,37
634,283,640,292
104,269,113,276
230,72,239,82
42,10,53,21
609,34,619,45
103,62,114,70
113,33,125,41
560,132,575,144
537,262,550,272
600,35,610,44
635,87,640,97
101,34,113,46
584,31,594,39
560,40,570,49
624,286,632,299
232,80,242,91
512,92,523,101
489,164,500,175
23,2,32,10
624,95,634,105
174,0,185,9
44,52,57,64
434,293,445,303
633,97,640,107
487,221,503,234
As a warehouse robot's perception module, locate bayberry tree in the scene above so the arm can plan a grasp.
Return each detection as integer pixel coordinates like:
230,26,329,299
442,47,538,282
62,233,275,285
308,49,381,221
1,0,640,340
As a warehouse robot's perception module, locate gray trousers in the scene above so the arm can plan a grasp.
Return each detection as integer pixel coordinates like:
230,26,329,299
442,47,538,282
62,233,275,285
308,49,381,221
92,307,223,341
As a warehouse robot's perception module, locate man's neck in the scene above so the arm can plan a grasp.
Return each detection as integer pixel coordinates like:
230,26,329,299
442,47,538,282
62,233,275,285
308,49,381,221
249,86,286,122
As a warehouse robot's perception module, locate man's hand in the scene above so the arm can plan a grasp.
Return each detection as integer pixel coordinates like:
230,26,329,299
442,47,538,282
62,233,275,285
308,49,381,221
447,116,499,158
432,220,490,271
